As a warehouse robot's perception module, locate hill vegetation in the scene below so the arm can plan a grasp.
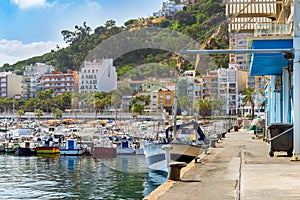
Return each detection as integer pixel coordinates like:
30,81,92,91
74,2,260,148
1,0,228,77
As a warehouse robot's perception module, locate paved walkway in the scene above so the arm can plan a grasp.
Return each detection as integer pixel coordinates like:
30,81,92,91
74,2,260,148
144,129,300,200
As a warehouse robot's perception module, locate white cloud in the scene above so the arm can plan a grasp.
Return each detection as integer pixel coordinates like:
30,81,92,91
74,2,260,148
87,1,101,11
10,0,50,9
0,39,65,67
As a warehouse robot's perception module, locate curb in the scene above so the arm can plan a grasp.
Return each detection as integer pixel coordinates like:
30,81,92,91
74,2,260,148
143,148,211,200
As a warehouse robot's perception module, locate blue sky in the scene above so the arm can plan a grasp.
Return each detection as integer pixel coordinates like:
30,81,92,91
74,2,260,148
0,0,164,66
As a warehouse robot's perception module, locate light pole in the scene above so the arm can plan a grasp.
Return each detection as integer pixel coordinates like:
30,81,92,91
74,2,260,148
292,1,300,160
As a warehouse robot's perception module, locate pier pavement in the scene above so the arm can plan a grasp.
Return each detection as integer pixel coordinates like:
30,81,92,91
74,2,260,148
145,129,300,200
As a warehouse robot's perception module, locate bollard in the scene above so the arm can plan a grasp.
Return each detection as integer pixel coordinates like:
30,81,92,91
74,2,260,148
210,138,218,148
168,161,187,181
162,144,173,171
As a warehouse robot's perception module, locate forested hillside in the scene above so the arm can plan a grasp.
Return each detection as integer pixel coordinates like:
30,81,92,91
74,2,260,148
1,0,228,76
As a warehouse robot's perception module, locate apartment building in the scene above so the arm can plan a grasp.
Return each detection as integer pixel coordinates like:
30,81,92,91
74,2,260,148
194,78,203,100
21,63,54,99
176,76,195,102
153,1,185,18
202,70,218,100
247,74,268,89
39,71,78,96
79,59,117,93
201,67,247,115
229,33,252,71
0,72,22,98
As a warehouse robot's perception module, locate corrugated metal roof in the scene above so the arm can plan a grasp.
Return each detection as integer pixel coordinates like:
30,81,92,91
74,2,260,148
225,0,277,32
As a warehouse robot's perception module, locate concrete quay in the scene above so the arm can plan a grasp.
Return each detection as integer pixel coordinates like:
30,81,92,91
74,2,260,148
145,129,300,200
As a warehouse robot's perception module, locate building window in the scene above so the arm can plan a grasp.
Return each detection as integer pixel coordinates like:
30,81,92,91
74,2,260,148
166,94,171,100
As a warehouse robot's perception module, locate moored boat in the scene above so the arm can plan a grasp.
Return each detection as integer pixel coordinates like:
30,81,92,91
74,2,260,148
15,141,37,156
143,120,208,172
116,139,135,155
144,142,205,172
60,139,86,156
36,146,60,154
36,136,60,154
93,135,116,158
4,142,19,153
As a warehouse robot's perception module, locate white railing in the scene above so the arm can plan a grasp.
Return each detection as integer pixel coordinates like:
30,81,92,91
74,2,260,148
254,22,293,37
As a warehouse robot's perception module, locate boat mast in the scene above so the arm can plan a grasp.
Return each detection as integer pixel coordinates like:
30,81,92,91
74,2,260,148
173,73,178,140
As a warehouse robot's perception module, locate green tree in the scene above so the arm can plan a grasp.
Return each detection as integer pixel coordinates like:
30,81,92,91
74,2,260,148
194,99,212,120
51,108,63,119
22,98,40,112
37,89,54,112
94,98,107,115
111,90,122,120
34,109,44,120
211,94,225,116
131,104,144,116
178,96,193,115
16,109,25,120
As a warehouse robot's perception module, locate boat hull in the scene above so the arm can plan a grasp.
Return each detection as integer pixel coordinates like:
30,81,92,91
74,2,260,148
93,147,116,158
135,148,144,155
36,147,60,154
15,147,37,156
144,143,204,172
116,147,135,155
60,148,87,156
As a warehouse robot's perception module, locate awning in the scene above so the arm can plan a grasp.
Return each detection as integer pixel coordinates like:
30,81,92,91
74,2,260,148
250,39,293,76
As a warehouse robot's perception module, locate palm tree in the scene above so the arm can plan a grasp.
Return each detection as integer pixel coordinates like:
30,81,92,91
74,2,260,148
34,109,44,120
242,87,255,119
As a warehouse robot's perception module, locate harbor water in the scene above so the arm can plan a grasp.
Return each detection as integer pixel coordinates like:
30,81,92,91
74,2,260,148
0,153,167,199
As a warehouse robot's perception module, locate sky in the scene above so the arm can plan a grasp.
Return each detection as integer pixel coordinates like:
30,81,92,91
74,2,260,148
0,0,164,66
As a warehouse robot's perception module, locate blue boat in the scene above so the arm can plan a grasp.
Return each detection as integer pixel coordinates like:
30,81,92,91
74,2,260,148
60,139,86,156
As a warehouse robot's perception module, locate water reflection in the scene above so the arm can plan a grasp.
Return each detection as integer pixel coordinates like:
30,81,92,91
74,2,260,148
144,170,168,196
0,153,166,199
60,155,84,171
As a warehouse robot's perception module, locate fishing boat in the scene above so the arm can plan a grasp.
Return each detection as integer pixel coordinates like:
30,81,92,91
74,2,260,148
36,135,60,154
93,135,116,159
135,139,147,155
4,141,19,153
60,138,87,156
143,120,209,172
15,141,37,156
116,136,135,155
36,146,60,154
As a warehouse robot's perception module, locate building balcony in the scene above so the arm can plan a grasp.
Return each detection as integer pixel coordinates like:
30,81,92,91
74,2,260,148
254,22,292,37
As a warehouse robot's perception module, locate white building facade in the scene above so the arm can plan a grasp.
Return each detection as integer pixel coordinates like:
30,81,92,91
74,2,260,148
79,59,117,93
153,1,185,17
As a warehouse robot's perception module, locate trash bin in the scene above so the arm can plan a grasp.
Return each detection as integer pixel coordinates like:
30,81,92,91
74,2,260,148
233,125,238,132
268,123,293,157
